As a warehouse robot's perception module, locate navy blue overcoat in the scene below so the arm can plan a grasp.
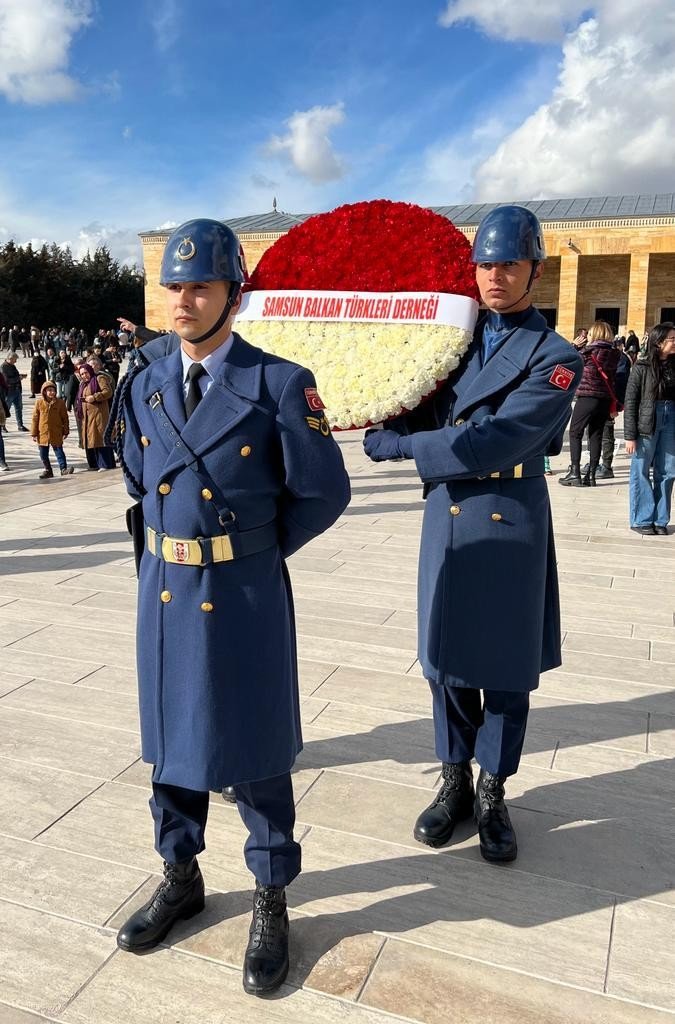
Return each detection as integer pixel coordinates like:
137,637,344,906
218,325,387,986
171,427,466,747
396,308,582,693
121,333,350,791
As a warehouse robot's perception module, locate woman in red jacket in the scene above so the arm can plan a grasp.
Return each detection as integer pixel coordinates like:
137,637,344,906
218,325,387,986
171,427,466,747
559,320,620,487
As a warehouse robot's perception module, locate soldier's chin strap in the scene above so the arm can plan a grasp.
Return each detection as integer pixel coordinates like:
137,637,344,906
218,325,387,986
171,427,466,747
495,261,540,313
189,283,242,345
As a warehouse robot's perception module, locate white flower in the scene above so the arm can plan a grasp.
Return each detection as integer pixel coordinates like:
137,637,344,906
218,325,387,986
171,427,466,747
242,321,473,429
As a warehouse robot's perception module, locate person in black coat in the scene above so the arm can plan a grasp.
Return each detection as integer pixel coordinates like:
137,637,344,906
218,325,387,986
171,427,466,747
624,322,675,535
596,342,632,478
30,353,49,397
559,320,620,486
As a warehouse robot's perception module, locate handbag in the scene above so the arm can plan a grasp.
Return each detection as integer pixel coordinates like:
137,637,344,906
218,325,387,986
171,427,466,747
590,353,622,417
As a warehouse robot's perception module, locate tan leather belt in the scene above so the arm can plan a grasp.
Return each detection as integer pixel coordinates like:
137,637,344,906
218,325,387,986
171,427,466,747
145,520,277,566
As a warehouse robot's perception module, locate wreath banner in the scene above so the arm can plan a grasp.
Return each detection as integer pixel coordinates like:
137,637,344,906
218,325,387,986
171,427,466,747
238,290,478,328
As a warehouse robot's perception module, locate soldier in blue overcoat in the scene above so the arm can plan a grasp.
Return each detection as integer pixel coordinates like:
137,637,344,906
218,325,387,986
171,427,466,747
364,206,582,864
111,220,350,995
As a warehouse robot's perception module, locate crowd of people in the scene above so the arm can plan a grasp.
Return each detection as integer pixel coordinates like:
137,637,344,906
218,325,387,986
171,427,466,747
560,318,675,535
0,325,126,475
2,313,675,535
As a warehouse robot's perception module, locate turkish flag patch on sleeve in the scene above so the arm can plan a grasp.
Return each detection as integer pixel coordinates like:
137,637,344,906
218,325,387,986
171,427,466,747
304,387,326,411
549,365,575,390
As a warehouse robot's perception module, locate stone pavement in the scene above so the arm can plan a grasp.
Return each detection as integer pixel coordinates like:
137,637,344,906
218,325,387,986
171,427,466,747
1,397,674,1023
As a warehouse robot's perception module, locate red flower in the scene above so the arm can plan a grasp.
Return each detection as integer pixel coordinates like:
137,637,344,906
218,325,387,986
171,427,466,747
248,199,479,299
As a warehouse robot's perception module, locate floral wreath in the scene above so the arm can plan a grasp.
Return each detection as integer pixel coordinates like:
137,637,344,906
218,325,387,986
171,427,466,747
237,199,479,429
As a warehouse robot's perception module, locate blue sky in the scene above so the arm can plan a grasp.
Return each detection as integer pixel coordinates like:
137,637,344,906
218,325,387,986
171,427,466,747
1,0,673,264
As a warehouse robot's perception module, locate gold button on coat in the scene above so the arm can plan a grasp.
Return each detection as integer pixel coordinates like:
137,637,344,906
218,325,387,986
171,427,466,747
158,483,171,495
200,602,214,613
160,591,172,603
201,488,213,500
455,418,465,426
141,436,151,447
449,505,461,516
240,445,252,457
491,513,503,522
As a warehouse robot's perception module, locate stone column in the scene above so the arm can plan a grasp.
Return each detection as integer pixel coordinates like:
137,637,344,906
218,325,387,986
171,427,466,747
557,252,579,341
626,249,650,335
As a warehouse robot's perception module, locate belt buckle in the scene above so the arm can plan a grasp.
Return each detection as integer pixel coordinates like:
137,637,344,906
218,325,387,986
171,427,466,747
161,536,203,566
149,392,163,409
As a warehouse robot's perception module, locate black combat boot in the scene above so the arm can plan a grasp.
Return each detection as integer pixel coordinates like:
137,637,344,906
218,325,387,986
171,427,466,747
474,769,517,863
242,883,289,995
222,785,237,803
38,465,54,479
116,857,204,952
413,761,474,847
582,461,598,487
558,462,582,487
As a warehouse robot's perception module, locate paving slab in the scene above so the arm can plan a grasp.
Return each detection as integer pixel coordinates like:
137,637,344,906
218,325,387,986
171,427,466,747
608,899,675,1010
0,756,103,839
59,943,399,1024
361,939,674,1024
1,427,674,1020
292,826,614,990
0,901,115,1018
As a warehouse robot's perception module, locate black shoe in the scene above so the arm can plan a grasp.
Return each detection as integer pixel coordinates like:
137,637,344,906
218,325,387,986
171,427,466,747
631,525,656,535
558,462,583,487
413,761,474,848
474,769,517,863
38,468,54,479
242,883,289,995
595,464,614,479
654,525,668,536
581,461,598,486
19,425,28,432
222,785,237,804
60,466,75,476
116,858,204,953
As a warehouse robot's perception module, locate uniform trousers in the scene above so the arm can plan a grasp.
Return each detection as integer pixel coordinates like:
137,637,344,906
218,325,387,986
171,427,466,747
150,771,301,888
430,683,530,777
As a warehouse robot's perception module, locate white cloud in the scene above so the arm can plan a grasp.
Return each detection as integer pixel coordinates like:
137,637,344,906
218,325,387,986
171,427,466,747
439,0,675,200
150,0,180,52
439,0,587,43
0,0,93,104
266,103,346,184
66,222,142,267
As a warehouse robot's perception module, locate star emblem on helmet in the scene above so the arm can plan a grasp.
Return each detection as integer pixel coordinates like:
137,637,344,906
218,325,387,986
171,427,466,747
177,237,196,261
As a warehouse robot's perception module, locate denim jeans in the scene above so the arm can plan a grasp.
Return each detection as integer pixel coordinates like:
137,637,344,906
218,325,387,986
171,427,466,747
6,391,23,428
629,401,675,527
39,444,67,471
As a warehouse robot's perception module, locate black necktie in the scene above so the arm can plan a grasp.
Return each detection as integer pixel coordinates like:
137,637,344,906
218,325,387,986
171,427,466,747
185,363,207,419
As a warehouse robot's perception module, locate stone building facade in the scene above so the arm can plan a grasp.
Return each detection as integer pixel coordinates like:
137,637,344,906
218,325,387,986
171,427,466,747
140,195,675,339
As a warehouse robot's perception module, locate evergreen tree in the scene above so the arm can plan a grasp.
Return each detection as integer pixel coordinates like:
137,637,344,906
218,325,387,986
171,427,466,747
0,240,144,334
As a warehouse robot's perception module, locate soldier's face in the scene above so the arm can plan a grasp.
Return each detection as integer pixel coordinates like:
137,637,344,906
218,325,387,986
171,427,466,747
165,281,230,341
475,260,542,313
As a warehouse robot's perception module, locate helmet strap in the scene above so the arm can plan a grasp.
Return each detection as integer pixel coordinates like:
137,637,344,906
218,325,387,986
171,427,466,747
188,283,242,345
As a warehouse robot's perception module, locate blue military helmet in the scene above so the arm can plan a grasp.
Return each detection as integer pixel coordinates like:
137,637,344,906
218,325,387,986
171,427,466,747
472,205,546,263
159,218,246,286
160,219,247,344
